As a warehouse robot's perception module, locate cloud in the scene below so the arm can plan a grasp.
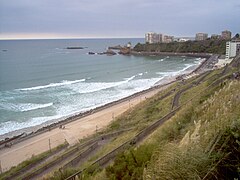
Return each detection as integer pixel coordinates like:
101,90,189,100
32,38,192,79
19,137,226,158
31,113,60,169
0,0,239,38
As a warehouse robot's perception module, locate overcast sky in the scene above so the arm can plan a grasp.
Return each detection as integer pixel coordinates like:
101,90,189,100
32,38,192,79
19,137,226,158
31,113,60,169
0,0,239,39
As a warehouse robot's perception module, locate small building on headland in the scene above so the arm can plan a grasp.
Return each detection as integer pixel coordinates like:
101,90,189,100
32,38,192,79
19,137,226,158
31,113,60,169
195,33,208,41
174,37,192,42
126,42,131,48
118,42,132,55
179,38,190,42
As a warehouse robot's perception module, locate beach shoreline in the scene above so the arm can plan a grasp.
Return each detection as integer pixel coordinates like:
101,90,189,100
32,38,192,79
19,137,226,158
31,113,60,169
0,78,174,141
0,54,209,141
0,54,216,172
0,78,175,172
0,53,215,142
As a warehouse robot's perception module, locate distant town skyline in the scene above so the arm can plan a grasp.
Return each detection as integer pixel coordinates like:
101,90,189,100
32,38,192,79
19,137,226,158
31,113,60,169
0,0,239,39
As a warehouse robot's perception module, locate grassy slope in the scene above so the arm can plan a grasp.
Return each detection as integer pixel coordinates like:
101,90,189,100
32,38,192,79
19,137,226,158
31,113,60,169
89,65,240,179
143,80,240,180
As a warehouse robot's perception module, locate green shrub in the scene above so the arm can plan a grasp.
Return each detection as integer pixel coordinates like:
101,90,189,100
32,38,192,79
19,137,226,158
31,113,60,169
106,144,156,180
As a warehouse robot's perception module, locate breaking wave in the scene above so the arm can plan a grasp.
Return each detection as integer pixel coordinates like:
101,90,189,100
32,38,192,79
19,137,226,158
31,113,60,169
0,102,53,112
18,79,86,91
156,64,194,77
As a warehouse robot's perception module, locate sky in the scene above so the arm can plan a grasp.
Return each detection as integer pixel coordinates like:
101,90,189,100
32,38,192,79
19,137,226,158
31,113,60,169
0,0,239,39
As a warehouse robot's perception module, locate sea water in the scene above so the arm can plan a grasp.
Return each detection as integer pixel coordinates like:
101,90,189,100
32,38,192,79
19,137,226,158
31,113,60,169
0,38,202,136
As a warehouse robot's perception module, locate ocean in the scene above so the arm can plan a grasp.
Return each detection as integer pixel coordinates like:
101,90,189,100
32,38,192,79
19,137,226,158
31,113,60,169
0,38,203,137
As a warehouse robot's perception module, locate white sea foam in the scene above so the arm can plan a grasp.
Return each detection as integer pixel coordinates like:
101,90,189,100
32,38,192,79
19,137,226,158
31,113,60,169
0,76,163,135
69,75,137,94
0,114,62,135
64,77,161,113
194,58,205,65
70,82,123,94
0,65,195,136
124,75,136,81
18,79,86,91
0,102,53,112
156,64,194,77
158,56,170,62
119,78,160,92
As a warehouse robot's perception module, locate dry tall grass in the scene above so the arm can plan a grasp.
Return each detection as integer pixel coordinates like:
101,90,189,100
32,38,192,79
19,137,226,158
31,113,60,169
144,80,240,180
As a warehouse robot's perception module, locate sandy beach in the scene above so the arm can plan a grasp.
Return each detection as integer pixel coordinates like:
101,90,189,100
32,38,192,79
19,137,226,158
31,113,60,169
0,53,215,172
0,81,173,172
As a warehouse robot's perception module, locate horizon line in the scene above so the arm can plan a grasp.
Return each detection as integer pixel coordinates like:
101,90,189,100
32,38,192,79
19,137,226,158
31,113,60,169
0,36,145,40
0,36,196,41
0,37,143,40
1,31,234,40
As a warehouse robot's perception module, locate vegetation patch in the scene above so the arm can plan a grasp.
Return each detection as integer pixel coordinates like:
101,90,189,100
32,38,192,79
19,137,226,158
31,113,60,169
134,39,227,54
144,80,240,180
90,69,240,179
0,142,68,180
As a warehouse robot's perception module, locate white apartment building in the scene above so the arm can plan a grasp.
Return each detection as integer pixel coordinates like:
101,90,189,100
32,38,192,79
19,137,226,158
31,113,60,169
145,32,160,44
145,32,174,44
226,40,240,59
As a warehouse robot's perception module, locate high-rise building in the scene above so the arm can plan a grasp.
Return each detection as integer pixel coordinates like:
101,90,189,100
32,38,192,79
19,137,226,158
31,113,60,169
225,40,240,59
195,33,208,41
221,30,232,40
145,32,174,44
158,34,164,43
145,32,160,44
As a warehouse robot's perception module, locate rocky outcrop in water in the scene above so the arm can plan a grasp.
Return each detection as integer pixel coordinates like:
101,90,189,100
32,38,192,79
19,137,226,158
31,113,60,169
67,47,86,49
